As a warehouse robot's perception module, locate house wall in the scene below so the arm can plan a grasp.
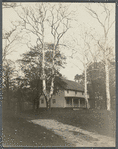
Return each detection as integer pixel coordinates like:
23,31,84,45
64,90,89,98
39,90,89,108
39,90,65,108
51,90,65,107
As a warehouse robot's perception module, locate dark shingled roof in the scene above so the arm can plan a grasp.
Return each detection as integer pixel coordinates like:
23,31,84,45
61,78,84,92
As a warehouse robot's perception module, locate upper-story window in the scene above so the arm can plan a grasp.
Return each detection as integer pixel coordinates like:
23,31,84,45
67,90,69,93
82,92,84,95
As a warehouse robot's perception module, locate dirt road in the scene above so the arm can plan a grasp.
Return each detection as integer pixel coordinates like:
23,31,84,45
30,119,115,147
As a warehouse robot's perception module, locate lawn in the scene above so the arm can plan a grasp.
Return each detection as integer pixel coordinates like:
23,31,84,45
2,108,116,147
22,108,116,138
2,110,71,147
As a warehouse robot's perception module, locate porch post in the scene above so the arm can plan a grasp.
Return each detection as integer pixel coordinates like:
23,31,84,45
79,99,80,107
72,98,74,107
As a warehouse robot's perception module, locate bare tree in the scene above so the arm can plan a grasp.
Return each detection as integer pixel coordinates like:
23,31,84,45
2,2,23,107
2,28,19,106
44,4,71,108
86,3,115,111
2,2,18,9
13,3,72,109
2,27,21,61
2,2,22,61
13,3,49,108
70,26,98,109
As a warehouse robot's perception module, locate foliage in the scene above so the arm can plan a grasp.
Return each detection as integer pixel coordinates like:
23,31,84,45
74,60,115,110
74,74,84,85
16,43,66,109
2,59,17,106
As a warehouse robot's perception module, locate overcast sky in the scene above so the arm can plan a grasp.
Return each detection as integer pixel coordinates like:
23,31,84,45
3,2,115,81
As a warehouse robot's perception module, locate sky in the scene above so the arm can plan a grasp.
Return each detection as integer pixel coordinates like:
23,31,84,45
2,2,115,81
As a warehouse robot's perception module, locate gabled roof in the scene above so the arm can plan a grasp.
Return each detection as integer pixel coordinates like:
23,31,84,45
61,78,84,92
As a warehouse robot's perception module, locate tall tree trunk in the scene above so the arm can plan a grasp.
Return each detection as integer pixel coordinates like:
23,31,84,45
104,38,111,111
46,101,49,110
85,4,114,111
105,61,111,111
83,51,89,109
47,36,56,109
41,20,48,108
84,65,89,109
45,96,50,110
42,34,55,109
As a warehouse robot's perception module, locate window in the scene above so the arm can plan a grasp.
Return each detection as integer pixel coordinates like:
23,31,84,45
75,91,77,95
66,98,72,105
41,99,44,104
82,92,84,95
52,99,56,104
66,99,69,104
67,90,69,93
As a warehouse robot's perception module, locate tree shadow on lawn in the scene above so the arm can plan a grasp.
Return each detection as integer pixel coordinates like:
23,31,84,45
2,112,71,147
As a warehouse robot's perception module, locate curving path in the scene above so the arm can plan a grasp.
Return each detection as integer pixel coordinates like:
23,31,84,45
29,119,115,147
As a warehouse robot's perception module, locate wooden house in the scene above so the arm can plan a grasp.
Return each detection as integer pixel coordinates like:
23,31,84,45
39,78,89,108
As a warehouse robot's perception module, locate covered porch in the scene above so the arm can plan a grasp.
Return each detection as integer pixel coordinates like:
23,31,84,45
65,97,86,108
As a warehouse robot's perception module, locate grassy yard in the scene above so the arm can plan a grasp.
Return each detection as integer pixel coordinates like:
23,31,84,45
2,108,116,147
23,108,116,138
2,110,71,147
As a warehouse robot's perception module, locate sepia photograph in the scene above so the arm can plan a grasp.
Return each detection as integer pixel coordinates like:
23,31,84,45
2,2,116,147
